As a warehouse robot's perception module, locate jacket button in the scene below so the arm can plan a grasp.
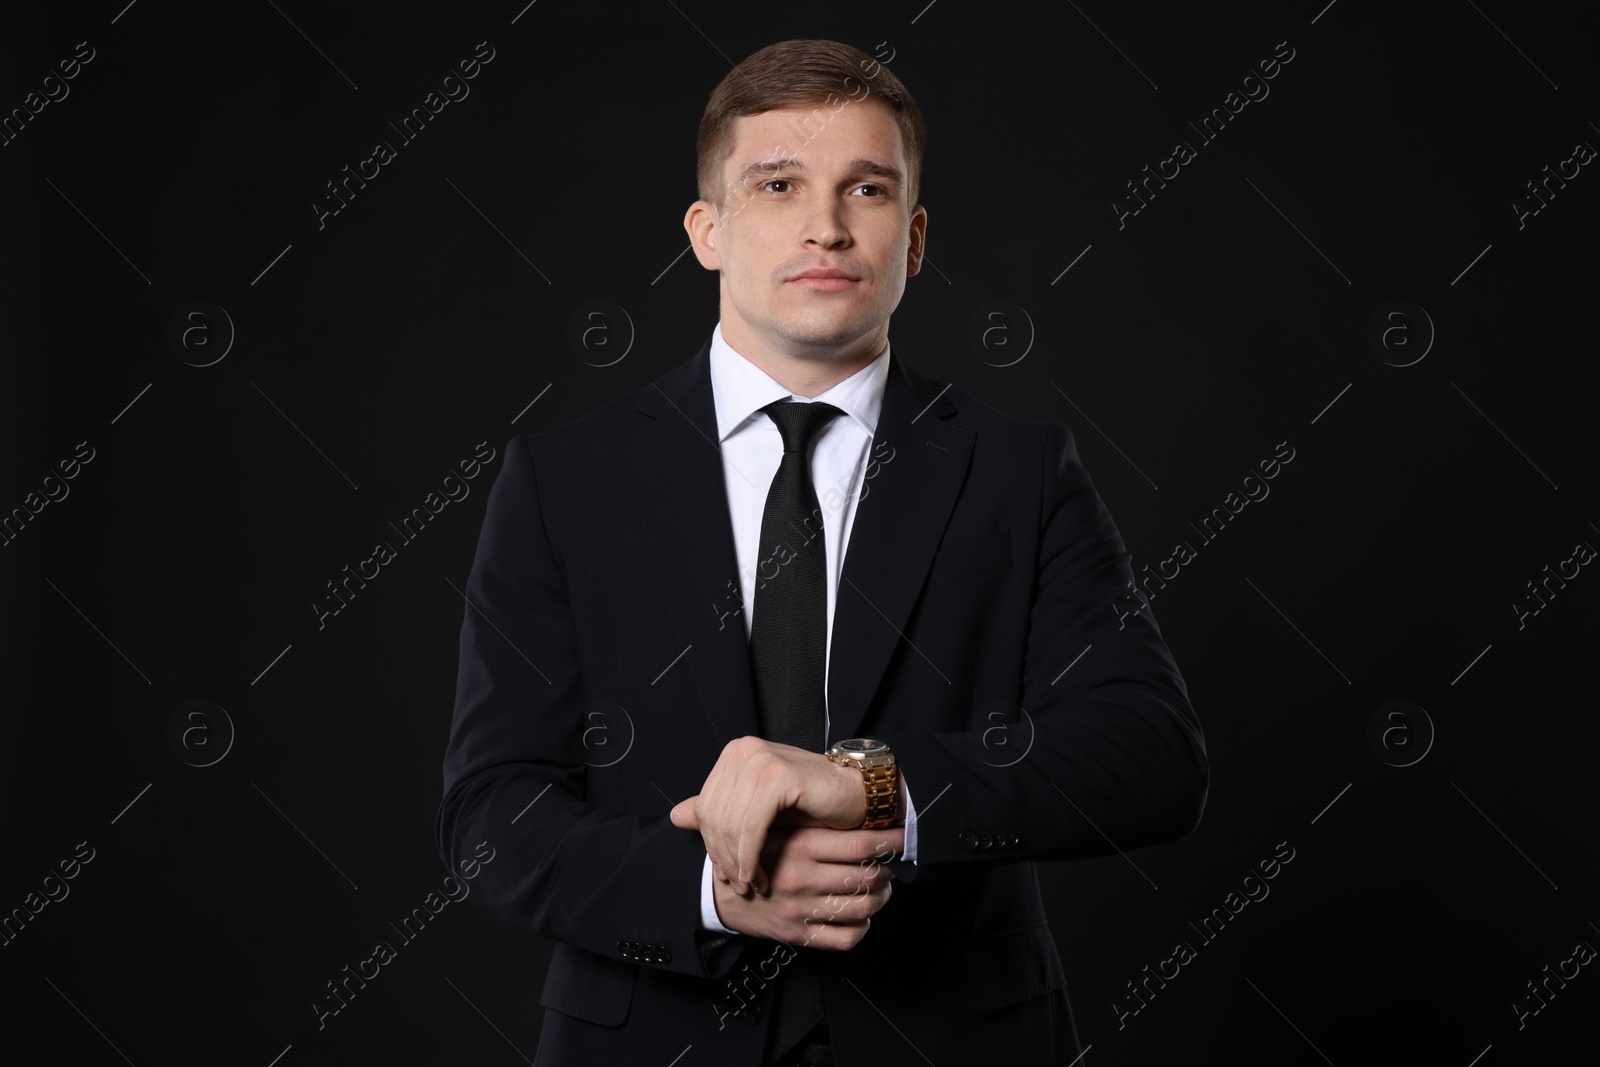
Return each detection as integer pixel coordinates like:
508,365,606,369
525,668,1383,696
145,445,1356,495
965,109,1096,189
977,831,993,850
958,831,978,850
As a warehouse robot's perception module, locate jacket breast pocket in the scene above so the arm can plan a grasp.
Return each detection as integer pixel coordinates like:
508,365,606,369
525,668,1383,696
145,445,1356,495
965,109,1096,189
537,942,637,1027
925,528,1011,593
962,918,1068,1012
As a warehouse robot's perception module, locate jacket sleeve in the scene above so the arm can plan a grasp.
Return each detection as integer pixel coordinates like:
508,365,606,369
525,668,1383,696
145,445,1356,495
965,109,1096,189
435,434,746,978
880,420,1209,882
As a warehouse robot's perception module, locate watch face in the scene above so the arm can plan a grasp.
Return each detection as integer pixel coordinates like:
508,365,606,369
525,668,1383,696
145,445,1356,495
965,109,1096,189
838,738,888,757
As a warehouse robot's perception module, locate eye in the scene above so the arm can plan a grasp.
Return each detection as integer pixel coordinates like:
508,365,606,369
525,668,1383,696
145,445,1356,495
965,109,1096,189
853,184,886,198
759,178,793,194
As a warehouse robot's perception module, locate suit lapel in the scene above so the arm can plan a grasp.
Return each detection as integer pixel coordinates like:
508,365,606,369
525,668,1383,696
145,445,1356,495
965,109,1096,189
826,353,971,744
626,337,972,752
627,338,762,748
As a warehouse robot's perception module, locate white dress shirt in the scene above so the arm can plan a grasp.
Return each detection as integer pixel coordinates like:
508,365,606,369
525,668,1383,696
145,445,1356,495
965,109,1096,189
699,321,919,934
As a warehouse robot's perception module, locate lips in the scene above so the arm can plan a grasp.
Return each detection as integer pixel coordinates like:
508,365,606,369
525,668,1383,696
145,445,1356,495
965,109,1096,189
789,267,861,290
791,268,859,280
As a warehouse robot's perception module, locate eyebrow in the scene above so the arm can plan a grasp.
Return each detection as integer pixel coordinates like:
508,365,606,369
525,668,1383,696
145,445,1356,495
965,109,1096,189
736,156,903,187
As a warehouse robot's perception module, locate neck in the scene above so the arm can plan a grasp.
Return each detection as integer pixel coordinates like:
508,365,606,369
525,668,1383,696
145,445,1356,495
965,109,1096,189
720,318,886,398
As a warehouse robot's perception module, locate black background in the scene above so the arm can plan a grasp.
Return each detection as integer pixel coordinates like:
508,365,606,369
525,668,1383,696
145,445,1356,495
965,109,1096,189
3,1,1595,1064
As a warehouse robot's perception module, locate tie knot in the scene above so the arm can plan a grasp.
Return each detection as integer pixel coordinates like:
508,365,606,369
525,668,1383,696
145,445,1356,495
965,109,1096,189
763,400,844,453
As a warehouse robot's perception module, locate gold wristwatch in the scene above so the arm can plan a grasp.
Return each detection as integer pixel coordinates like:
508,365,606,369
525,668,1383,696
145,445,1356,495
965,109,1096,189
826,738,899,829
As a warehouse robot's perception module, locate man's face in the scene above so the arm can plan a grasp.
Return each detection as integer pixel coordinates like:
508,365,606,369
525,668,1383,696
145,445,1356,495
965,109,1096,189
685,97,926,363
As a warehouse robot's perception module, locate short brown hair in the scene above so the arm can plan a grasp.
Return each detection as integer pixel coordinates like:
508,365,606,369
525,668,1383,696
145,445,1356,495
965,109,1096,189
695,39,927,214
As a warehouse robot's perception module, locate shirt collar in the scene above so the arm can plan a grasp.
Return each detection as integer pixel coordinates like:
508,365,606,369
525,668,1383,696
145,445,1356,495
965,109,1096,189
708,320,891,443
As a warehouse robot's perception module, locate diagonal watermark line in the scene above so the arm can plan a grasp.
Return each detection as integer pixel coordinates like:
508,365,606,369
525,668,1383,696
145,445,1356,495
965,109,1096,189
512,383,552,424
44,978,137,1066
665,1046,693,1067
1451,643,1492,685
1051,243,1093,285
1243,176,1351,284
445,976,536,1064
511,0,540,24
1050,383,1159,489
652,645,692,685
651,243,695,286
265,1045,292,1067
841,574,950,683
910,382,951,424
511,782,553,824
651,382,760,490
1310,782,1351,825
1310,383,1351,425
444,576,552,683
1065,1,1157,89
1050,780,1157,889
45,176,151,284
111,783,152,825
1310,0,1340,24
43,576,151,684
1451,243,1493,285
1052,644,1092,684
252,382,359,489
265,0,358,89
252,644,293,686
843,977,937,1064
1466,0,1557,89
1243,975,1336,1065
1465,1044,1492,1067
664,0,762,90
252,243,293,286
915,781,953,818
1451,782,1557,890
1244,576,1350,684
111,382,152,424
111,0,139,23
1451,383,1557,489
253,782,359,890
445,177,551,282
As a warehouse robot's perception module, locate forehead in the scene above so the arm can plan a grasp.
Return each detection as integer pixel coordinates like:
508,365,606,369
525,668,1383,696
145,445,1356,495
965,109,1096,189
724,97,905,172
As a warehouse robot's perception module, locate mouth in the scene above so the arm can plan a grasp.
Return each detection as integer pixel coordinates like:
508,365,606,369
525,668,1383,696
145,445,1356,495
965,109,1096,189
788,270,862,291
790,276,859,291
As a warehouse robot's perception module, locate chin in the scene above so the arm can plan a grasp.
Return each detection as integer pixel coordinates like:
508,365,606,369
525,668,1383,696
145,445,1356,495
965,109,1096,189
778,312,876,347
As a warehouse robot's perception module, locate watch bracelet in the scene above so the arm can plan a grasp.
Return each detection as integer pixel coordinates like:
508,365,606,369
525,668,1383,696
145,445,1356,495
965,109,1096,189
862,763,897,825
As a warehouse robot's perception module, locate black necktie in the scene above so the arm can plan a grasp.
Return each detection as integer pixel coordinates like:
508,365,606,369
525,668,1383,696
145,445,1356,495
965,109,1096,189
748,398,843,1062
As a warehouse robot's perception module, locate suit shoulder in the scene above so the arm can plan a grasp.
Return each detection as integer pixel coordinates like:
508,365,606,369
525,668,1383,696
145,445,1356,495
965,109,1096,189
505,376,656,458
932,379,1058,456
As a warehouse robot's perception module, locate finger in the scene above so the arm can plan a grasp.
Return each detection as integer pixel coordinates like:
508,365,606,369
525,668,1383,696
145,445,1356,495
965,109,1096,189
732,782,783,894
668,797,700,830
773,806,827,828
788,826,905,865
791,916,872,952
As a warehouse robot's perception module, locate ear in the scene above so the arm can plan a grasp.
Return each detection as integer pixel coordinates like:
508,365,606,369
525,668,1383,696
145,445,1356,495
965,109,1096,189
905,203,928,278
684,200,723,270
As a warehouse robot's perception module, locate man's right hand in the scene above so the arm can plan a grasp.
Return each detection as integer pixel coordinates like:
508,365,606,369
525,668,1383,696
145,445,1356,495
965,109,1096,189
712,825,902,951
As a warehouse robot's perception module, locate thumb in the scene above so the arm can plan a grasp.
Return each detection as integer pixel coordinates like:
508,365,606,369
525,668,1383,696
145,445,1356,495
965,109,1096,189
669,797,699,829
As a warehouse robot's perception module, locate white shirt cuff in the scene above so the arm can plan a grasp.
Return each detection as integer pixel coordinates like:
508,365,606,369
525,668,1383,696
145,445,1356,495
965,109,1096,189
902,769,918,864
700,853,737,933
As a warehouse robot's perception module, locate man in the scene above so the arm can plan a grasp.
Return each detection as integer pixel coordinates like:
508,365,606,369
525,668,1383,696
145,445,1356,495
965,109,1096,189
437,38,1207,1067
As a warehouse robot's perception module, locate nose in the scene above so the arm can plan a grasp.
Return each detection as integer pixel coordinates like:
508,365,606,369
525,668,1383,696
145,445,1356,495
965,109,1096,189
802,195,850,249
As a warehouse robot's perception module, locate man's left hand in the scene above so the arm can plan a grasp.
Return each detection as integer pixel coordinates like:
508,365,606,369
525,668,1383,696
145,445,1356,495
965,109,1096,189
669,736,868,895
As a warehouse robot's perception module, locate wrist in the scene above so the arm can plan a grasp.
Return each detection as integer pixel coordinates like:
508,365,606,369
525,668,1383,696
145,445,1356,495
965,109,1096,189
832,759,869,826
825,738,898,829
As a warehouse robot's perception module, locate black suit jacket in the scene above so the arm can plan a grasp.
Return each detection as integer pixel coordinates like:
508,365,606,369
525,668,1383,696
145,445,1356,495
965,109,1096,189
436,335,1209,1065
